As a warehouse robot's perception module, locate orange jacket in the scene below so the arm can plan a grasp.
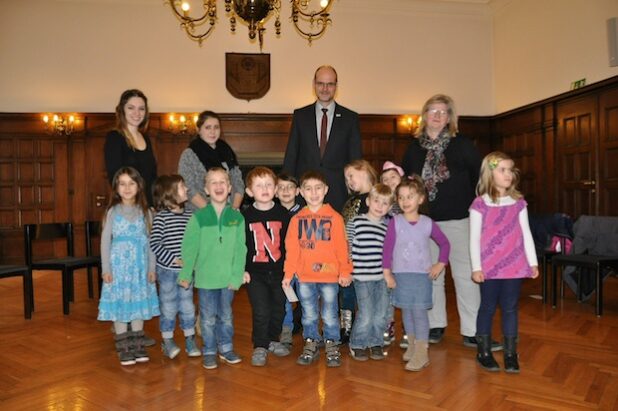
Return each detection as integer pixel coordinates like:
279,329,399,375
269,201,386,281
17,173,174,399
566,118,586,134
284,204,353,283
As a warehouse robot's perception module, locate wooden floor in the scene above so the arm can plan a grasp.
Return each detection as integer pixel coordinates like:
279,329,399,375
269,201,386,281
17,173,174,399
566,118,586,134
1,271,618,411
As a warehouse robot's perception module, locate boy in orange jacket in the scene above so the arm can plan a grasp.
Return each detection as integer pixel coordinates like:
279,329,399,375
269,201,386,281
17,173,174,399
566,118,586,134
282,171,352,367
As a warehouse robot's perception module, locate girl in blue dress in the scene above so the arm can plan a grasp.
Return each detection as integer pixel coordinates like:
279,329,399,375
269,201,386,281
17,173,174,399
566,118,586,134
98,166,160,366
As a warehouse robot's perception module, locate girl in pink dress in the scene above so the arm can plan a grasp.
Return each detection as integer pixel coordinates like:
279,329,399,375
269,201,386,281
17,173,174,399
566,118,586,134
469,151,538,373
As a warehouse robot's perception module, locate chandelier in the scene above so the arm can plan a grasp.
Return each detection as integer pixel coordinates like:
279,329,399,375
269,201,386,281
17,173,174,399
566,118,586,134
167,0,334,50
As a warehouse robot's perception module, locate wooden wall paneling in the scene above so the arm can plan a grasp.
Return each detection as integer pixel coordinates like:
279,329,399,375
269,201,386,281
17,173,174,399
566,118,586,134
598,86,618,216
542,103,556,213
555,95,599,217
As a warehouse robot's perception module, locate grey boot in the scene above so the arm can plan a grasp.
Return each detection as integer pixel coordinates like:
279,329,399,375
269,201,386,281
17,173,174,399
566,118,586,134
476,335,500,372
503,336,520,373
114,332,136,366
405,340,429,371
325,339,341,367
130,331,150,363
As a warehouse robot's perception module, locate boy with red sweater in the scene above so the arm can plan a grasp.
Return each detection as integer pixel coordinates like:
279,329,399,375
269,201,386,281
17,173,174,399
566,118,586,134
282,171,353,367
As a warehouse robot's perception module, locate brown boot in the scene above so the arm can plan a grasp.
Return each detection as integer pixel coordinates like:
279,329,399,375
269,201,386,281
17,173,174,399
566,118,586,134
402,334,415,362
405,340,429,371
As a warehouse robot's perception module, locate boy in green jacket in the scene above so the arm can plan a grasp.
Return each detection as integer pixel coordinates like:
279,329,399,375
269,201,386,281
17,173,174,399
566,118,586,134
179,167,249,370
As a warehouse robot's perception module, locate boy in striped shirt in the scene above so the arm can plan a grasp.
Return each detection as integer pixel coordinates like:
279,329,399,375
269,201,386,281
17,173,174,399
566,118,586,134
346,183,394,361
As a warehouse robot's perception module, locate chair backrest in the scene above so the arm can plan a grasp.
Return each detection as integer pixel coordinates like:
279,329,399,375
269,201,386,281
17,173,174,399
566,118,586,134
571,215,618,256
23,223,74,265
85,221,101,257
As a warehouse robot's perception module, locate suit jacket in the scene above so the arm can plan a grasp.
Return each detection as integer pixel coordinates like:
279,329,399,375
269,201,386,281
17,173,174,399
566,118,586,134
283,102,362,212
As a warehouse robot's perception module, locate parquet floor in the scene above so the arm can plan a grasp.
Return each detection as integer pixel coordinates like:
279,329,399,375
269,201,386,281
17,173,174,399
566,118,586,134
1,270,618,410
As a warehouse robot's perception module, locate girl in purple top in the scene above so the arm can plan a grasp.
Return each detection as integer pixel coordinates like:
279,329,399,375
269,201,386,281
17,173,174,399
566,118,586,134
469,151,538,374
383,176,450,372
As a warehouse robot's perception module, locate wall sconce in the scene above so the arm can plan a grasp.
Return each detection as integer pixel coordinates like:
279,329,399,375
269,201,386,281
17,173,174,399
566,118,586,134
42,114,77,135
401,114,421,134
168,113,198,135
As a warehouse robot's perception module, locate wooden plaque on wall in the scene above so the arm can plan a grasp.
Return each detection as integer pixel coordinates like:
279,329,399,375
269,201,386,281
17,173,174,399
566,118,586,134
225,53,270,101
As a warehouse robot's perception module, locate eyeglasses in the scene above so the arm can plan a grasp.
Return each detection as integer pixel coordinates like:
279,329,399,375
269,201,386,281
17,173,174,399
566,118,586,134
427,109,449,117
315,82,337,88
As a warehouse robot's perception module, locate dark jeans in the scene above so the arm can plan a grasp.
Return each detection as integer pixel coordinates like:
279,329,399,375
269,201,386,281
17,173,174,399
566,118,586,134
476,278,523,338
246,270,287,349
339,281,356,312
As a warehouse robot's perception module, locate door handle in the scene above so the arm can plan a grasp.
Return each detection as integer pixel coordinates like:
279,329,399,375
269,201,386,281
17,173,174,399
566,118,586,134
95,195,107,207
581,180,596,186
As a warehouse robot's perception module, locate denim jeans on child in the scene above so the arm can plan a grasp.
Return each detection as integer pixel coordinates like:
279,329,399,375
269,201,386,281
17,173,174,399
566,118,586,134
283,277,298,328
476,278,523,337
246,270,287,349
350,279,389,349
298,282,339,342
198,288,235,355
157,267,196,338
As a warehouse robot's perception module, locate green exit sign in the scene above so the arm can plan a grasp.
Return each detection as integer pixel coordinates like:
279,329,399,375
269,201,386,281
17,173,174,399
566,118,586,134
571,78,586,90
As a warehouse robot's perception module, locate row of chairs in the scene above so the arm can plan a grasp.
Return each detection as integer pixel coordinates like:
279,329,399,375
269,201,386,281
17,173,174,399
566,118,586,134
0,221,101,319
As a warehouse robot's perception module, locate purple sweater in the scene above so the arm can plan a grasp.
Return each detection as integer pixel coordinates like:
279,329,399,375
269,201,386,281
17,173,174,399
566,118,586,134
382,214,450,272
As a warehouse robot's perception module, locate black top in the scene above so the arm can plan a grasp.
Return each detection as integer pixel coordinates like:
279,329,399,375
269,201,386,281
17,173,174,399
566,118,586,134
401,135,481,221
242,203,290,275
104,130,157,206
341,192,369,224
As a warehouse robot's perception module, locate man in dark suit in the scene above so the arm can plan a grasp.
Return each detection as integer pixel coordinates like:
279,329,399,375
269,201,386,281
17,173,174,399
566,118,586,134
283,65,362,212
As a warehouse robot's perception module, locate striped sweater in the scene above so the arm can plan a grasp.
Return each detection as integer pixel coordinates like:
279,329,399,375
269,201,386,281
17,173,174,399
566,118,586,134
346,214,388,281
150,208,192,270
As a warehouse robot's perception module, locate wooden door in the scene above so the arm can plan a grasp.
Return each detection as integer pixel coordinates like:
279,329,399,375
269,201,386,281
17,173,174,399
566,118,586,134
83,115,115,222
598,87,618,216
556,95,598,217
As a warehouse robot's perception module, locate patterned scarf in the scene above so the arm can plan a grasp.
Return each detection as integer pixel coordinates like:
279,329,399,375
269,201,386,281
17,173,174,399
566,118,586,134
419,129,451,201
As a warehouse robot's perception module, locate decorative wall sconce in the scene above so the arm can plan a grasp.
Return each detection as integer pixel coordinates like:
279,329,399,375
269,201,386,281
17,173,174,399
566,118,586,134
168,113,199,135
401,115,422,134
167,0,333,50
42,114,76,136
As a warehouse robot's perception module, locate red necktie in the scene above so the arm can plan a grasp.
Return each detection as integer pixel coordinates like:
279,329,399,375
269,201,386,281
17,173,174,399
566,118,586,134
320,108,328,158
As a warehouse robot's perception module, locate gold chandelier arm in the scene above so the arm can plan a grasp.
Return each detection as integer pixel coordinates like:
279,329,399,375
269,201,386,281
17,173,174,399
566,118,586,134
167,0,218,44
291,0,332,18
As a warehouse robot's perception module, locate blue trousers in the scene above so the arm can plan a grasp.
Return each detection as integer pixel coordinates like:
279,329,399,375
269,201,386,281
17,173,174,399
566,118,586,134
476,278,523,337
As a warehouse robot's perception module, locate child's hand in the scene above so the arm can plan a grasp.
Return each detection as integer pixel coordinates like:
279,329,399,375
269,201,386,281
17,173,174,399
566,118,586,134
383,269,396,289
429,262,445,280
242,271,251,284
102,272,112,283
282,278,291,288
530,266,539,279
148,271,156,283
472,270,485,283
174,258,183,267
338,276,352,287
178,280,190,289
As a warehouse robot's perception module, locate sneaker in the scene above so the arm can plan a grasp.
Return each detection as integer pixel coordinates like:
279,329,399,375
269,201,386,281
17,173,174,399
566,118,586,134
251,347,268,367
399,334,409,349
185,335,201,357
462,336,503,352
383,321,395,346
280,325,293,348
219,351,242,364
349,347,369,361
369,346,385,360
202,354,218,369
297,338,319,365
162,338,181,359
268,341,291,357
428,328,445,344
325,339,341,367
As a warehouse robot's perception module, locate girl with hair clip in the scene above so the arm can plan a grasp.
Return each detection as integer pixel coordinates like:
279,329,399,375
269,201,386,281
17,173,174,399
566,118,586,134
98,167,159,366
469,151,538,373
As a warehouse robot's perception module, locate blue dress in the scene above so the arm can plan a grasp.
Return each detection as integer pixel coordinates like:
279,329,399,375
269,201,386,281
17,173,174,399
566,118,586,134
97,208,160,322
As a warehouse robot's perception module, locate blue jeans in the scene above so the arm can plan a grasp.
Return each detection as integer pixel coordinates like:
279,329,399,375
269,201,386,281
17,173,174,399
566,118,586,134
350,280,389,349
198,288,235,355
157,267,196,338
476,278,523,337
283,277,298,328
298,282,339,342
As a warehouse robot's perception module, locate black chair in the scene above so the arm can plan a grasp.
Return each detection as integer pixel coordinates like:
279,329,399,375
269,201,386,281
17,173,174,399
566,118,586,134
24,223,101,315
85,221,102,298
551,216,618,316
0,265,33,319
